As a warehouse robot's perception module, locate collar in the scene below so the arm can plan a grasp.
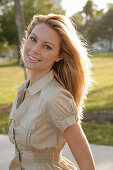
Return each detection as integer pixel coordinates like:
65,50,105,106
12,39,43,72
17,70,54,95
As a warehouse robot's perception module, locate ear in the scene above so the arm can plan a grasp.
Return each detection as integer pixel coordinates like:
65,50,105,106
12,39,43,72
55,55,63,62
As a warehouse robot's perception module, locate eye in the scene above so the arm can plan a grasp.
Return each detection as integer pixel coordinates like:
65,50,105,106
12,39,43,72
44,45,51,50
30,36,37,42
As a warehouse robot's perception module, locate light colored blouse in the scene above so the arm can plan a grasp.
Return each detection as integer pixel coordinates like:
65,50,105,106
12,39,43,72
8,70,78,170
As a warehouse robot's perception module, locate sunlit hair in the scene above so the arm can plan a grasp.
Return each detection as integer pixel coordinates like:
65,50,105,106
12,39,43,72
20,14,93,119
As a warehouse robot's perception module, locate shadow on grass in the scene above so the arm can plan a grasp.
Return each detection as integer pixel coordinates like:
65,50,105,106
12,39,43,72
92,51,113,58
89,85,113,95
0,58,23,68
0,105,12,114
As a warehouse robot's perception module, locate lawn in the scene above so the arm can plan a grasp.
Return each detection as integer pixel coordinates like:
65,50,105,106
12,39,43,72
82,122,113,146
0,52,113,146
85,52,113,112
0,52,113,110
0,113,9,134
0,58,25,106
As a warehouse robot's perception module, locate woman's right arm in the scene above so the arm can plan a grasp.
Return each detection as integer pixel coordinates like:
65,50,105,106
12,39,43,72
64,122,96,170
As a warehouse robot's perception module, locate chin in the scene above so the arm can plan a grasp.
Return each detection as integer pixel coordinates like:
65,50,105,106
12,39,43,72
24,63,34,70
24,65,33,71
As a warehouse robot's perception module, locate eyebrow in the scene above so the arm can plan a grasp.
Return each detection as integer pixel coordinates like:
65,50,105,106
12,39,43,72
30,33,56,47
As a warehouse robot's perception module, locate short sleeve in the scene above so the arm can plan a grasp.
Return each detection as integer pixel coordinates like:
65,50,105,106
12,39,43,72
45,89,79,133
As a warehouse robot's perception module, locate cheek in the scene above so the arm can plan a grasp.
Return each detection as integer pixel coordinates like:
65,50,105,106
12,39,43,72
43,51,59,61
24,40,31,54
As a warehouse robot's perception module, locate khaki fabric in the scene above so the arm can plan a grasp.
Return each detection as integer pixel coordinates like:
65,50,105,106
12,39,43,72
8,70,78,170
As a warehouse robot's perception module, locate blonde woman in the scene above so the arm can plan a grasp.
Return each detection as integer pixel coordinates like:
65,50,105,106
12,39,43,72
8,14,95,170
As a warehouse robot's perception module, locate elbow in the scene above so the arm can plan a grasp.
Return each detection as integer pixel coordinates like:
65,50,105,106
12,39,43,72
80,165,96,170
79,160,96,170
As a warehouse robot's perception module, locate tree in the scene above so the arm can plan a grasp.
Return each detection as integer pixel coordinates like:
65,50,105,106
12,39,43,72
14,0,27,78
14,0,25,46
23,0,65,26
83,0,97,20
0,0,65,58
0,0,18,44
0,0,18,56
70,12,84,30
96,8,113,51
0,0,65,46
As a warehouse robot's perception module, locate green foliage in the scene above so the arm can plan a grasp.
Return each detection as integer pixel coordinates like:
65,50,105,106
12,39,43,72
0,2,18,45
83,0,93,17
3,10,18,44
23,0,65,26
107,3,113,10
82,122,113,146
1,0,113,49
0,0,65,47
79,7,113,43
0,113,9,134
82,19,99,43
83,0,97,19
71,1,113,44
97,8,113,40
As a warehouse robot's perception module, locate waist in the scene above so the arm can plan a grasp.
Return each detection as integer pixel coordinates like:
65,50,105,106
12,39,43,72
16,149,62,163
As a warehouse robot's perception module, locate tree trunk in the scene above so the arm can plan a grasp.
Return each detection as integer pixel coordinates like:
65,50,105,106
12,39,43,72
14,0,27,79
14,0,25,45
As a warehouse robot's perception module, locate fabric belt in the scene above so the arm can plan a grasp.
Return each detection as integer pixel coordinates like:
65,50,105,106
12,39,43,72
16,149,62,164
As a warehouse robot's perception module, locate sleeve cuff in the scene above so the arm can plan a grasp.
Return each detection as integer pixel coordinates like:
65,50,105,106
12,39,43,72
55,115,79,133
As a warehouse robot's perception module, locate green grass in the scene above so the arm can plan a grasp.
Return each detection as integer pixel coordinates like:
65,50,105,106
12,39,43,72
0,113,9,134
0,58,25,106
82,122,113,146
85,52,113,112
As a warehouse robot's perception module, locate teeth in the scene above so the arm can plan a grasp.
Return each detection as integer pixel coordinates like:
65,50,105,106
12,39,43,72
28,55,41,61
29,55,37,61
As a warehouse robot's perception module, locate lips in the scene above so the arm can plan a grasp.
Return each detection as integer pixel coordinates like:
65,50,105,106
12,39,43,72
28,54,41,62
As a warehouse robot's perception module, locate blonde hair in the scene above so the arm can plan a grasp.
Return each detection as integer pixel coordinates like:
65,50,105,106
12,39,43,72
20,14,92,118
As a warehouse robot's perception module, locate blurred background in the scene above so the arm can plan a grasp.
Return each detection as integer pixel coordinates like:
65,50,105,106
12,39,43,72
0,0,113,146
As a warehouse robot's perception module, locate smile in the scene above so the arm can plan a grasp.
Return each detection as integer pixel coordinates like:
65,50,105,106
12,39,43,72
28,55,41,62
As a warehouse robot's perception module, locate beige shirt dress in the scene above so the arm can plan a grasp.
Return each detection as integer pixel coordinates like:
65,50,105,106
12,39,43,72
8,70,79,170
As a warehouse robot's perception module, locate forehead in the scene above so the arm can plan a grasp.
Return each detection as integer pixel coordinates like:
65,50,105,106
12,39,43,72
31,23,61,45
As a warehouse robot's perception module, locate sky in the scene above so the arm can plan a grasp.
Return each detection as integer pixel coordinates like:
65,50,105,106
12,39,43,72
62,0,113,16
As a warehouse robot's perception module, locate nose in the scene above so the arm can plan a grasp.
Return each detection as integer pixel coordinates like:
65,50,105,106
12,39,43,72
31,43,41,54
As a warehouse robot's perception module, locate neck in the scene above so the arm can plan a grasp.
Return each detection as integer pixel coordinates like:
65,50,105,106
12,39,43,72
29,69,51,86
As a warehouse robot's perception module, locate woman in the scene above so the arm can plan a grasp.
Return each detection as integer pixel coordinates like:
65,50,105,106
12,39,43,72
8,14,96,170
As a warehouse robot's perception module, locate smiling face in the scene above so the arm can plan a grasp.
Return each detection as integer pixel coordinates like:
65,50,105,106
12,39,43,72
24,23,62,76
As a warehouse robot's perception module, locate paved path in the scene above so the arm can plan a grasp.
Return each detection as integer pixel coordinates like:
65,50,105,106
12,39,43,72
0,135,113,170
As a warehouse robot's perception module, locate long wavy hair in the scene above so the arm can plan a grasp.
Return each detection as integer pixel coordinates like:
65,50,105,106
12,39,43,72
20,14,92,118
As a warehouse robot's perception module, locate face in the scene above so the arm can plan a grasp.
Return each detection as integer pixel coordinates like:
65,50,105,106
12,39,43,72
24,23,62,75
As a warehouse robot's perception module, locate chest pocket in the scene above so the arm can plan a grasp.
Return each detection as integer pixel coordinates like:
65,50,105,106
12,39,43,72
15,122,36,146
